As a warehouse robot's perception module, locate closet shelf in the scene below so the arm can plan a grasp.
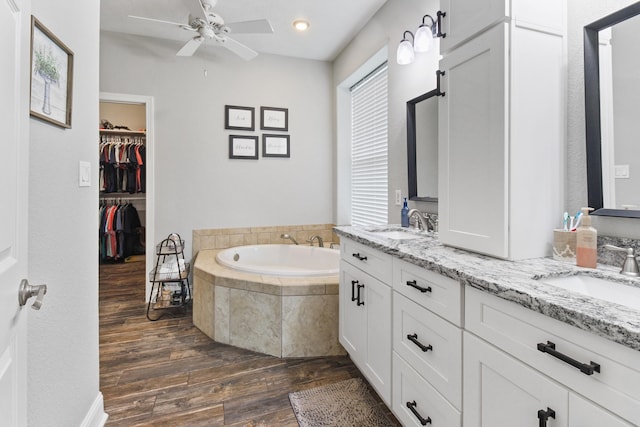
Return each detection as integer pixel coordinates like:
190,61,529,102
100,128,146,135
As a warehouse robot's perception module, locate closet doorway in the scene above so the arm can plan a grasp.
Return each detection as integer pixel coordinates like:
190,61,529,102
99,93,155,302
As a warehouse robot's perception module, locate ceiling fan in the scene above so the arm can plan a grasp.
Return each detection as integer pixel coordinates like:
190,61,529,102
128,0,273,60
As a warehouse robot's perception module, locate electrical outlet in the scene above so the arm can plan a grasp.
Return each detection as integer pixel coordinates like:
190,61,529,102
395,189,402,206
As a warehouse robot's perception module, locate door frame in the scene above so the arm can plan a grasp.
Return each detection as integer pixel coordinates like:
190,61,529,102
99,92,155,301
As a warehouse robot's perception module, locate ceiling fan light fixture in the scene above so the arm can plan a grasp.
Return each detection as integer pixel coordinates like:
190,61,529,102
293,20,310,31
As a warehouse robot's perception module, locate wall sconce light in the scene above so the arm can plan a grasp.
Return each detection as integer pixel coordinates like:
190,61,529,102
397,11,446,65
396,31,415,65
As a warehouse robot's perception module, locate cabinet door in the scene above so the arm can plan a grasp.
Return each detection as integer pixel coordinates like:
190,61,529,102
439,24,508,258
362,272,392,405
339,260,366,363
463,332,568,427
569,394,633,427
440,0,507,52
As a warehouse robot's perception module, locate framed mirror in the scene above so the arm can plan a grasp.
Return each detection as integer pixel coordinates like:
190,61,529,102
584,1,640,218
407,87,441,202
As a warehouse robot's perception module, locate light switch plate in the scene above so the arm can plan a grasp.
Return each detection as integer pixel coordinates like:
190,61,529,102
79,161,91,187
395,189,402,206
614,164,629,179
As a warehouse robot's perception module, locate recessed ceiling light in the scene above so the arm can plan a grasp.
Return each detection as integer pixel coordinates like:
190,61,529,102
293,20,310,31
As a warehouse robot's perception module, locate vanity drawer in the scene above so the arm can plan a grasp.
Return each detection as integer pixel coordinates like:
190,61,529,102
465,286,640,426
393,293,462,409
392,258,463,325
392,352,461,427
341,238,392,283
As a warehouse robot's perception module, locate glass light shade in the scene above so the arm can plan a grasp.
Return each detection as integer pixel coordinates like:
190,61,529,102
396,39,415,65
414,24,434,53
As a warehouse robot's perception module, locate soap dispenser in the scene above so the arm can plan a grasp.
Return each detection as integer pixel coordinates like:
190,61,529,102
401,198,409,227
576,207,597,268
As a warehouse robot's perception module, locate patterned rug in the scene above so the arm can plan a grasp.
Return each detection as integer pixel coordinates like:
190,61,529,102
288,378,393,427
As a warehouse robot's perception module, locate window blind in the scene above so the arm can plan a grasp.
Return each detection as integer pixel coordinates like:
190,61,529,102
350,63,388,226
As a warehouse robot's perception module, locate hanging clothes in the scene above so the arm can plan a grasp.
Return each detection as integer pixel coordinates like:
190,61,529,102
99,133,146,194
99,200,144,263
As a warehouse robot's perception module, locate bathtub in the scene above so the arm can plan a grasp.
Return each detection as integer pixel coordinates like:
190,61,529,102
194,245,345,358
215,244,339,276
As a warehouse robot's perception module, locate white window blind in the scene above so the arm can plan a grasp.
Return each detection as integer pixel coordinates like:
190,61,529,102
350,63,388,226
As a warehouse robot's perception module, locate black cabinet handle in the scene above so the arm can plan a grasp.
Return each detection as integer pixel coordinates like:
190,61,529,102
436,70,446,97
537,341,601,375
356,283,365,306
436,10,446,38
537,407,556,427
351,280,358,302
407,333,433,352
406,280,432,293
352,252,367,261
406,401,431,425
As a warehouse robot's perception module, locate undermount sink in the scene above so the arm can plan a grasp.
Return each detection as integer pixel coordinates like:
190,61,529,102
368,229,424,240
539,274,640,310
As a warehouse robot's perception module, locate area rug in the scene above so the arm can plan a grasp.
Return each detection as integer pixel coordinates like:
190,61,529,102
288,378,393,427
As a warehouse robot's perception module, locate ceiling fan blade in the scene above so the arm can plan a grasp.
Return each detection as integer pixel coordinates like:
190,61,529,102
219,36,258,61
176,37,204,56
128,15,193,30
226,19,274,34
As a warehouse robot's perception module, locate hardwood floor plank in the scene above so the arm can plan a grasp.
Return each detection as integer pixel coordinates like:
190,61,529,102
99,260,400,426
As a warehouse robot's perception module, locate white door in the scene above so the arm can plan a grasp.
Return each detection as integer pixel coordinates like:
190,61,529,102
0,0,29,425
363,274,391,405
338,261,366,361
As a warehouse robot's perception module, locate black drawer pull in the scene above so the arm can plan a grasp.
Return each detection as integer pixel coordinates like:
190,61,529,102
406,401,431,425
537,407,556,427
351,280,358,302
352,252,367,261
407,333,433,352
406,280,432,293
537,341,600,375
356,283,365,306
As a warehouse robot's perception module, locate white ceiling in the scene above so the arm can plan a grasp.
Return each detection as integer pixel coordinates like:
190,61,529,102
100,0,388,61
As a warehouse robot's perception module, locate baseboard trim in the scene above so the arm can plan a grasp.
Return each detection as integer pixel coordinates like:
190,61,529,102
80,392,109,427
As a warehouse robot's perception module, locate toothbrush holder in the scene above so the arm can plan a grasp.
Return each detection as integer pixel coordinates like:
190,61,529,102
553,229,577,263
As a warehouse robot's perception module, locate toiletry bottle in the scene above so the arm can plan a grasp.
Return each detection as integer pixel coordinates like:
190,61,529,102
401,198,409,227
576,207,597,268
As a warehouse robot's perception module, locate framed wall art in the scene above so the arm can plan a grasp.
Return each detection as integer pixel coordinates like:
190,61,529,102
225,105,255,131
262,134,290,158
229,135,258,159
260,106,288,131
30,16,74,129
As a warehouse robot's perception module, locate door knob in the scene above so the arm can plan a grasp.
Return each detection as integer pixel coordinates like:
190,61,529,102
18,279,47,310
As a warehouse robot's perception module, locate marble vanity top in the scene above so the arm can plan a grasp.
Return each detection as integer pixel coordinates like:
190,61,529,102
334,225,640,352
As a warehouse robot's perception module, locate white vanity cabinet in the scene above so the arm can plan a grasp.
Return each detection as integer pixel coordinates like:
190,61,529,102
339,239,392,404
391,258,463,426
464,286,639,426
438,0,566,259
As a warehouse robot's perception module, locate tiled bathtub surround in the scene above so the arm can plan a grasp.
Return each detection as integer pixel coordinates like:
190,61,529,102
192,224,338,258
193,249,345,358
334,225,640,351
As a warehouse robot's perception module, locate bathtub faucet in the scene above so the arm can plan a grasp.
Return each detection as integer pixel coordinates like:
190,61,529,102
280,233,299,245
307,235,324,248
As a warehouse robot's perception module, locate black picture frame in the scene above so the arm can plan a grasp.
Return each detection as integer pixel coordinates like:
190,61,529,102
260,106,288,131
30,16,74,129
225,105,255,131
262,134,290,158
229,135,258,159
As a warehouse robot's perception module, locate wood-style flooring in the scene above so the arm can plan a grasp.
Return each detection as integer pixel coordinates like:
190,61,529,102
99,260,400,426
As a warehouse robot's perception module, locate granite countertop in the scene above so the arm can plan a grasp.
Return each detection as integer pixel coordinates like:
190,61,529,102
334,225,640,352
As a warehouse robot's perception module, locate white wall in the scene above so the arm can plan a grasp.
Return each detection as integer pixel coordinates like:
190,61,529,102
100,32,334,259
28,0,105,426
333,0,442,225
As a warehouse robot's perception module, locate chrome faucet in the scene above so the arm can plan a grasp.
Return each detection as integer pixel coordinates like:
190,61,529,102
280,233,299,245
407,209,436,232
604,244,639,276
307,235,324,247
